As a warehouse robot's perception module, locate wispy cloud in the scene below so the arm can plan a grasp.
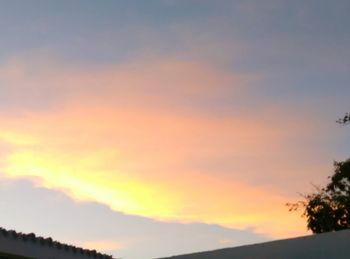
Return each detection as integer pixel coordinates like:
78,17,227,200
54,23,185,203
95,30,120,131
0,57,327,238
0,56,254,112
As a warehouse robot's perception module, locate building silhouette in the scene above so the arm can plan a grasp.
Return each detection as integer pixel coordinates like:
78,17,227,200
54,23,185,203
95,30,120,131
0,227,114,259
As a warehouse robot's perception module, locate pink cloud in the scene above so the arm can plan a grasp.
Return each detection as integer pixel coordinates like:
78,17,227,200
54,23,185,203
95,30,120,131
0,57,334,238
0,56,256,114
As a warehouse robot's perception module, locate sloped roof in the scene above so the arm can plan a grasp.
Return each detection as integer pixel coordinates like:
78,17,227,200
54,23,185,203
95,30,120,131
0,227,113,259
160,229,350,259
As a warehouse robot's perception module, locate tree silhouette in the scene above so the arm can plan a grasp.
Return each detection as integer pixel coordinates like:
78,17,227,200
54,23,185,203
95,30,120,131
336,112,350,125
288,160,350,233
288,114,350,233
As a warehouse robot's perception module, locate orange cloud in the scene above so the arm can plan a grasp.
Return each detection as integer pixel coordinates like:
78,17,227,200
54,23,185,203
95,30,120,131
0,104,308,238
0,57,319,238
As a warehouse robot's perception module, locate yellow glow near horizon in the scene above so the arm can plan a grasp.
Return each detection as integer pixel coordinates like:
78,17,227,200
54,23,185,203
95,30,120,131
5,149,179,218
0,131,38,146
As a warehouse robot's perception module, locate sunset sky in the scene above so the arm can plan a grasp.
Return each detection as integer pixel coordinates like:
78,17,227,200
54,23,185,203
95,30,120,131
1,1,350,258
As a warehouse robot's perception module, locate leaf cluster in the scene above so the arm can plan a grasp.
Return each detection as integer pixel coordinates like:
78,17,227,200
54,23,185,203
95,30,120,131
336,113,350,125
288,159,350,233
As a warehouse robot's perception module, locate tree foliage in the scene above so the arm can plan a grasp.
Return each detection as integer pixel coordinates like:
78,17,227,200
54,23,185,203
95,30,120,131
336,113,350,125
288,159,350,233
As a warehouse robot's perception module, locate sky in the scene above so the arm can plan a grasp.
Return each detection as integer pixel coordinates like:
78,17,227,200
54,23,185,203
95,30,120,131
0,1,350,258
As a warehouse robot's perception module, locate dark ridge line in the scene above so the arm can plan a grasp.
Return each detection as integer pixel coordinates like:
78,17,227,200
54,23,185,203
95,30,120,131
0,227,113,259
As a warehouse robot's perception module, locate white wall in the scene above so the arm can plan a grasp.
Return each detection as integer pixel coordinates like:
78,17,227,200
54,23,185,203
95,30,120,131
160,229,350,259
